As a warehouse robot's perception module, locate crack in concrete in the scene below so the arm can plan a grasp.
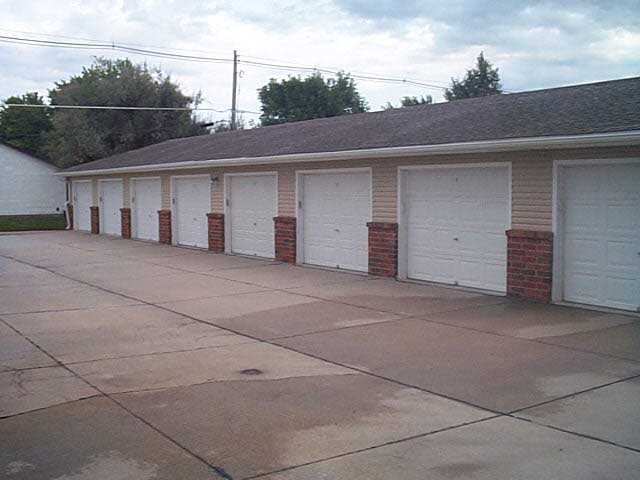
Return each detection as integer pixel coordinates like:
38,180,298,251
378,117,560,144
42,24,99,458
508,371,640,416
416,305,640,366
61,339,258,366
104,372,363,397
0,393,104,420
242,414,503,480
0,314,236,480
3,240,640,476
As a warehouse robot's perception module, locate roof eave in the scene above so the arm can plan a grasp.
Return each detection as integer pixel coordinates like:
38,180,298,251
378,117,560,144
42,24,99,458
58,130,640,177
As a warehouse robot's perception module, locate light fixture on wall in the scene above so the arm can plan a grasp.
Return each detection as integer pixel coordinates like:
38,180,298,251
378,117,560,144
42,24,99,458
210,175,219,184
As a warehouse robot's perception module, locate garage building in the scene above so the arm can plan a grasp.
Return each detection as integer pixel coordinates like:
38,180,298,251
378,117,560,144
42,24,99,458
62,77,640,313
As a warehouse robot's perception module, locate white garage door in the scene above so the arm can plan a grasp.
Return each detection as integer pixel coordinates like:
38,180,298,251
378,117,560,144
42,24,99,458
561,162,640,311
131,178,161,241
99,180,123,236
173,176,210,248
73,181,92,232
227,174,277,258
403,165,510,292
300,171,370,272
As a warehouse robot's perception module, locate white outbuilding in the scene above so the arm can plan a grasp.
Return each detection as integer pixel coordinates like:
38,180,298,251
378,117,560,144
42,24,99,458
0,141,66,216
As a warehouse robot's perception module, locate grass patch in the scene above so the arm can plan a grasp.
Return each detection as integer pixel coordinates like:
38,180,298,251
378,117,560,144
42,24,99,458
0,214,67,232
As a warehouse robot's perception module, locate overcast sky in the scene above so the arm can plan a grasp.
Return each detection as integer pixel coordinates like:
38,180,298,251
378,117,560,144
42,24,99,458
1,0,639,124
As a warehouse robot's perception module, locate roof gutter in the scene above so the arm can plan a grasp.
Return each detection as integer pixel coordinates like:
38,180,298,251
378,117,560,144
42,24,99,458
58,130,640,177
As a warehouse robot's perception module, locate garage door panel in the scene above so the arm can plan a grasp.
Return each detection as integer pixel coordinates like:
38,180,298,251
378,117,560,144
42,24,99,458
565,273,600,303
132,178,160,241
228,175,276,258
562,163,639,311
565,237,599,266
405,166,509,292
174,177,209,249
409,255,456,284
607,277,637,309
301,172,370,272
608,205,638,231
100,181,123,236
607,241,636,269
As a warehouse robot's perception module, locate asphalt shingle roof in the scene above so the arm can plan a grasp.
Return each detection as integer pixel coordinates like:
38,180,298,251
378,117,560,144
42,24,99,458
65,76,640,172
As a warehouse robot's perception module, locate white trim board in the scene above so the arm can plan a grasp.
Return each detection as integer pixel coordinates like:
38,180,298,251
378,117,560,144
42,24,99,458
60,130,640,177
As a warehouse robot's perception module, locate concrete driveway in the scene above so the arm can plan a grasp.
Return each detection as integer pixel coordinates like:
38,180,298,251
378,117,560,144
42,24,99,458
1,231,639,479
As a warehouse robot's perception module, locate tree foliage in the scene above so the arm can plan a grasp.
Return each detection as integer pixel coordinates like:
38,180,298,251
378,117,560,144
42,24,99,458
0,92,51,159
258,73,368,126
47,58,206,168
444,52,502,101
401,95,433,107
384,94,433,110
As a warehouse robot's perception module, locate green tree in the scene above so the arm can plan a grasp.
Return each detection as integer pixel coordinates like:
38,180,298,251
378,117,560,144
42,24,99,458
401,95,433,107
258,73,368,126
383,94,433,110
444,52,502,101
47,58,206,168
0,92,51,158
210,114,250,133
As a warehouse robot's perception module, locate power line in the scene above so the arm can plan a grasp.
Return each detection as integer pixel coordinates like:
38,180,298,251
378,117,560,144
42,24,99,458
0,27,231,57
0,35,233,64
0,103,262,114
0,33,449,91
240,54,450,89
238,58,447,91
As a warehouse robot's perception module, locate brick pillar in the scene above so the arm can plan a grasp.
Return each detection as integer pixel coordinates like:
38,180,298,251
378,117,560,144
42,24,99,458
367,222,398,277
67,204,74,230
274,216,296,263
207,213,225,252
120,208,131,239
158,210,172,244
506,229,553,303
90,206,99,234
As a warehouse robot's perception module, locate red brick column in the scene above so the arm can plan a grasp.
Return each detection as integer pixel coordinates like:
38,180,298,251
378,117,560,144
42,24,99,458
67,204,74,230
367,222,398,277
90,206,99,234
274,216,296,263
506,229,553,303
207,213,225,252
120,208,131,239
158,210,172,244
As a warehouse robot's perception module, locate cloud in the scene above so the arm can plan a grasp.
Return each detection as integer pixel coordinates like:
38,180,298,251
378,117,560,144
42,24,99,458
0,0,638,121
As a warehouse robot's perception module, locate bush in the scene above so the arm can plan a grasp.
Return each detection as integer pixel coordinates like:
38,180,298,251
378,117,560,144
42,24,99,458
0,214,67,232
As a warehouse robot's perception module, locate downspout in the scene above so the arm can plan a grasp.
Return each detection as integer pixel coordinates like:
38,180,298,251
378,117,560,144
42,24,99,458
64,179,71,230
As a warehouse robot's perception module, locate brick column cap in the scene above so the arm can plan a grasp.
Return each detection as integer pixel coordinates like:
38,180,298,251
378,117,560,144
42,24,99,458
367,222,398,231
273,216,296,224
120,207,131,212
207,212,224,219
506,229,553,240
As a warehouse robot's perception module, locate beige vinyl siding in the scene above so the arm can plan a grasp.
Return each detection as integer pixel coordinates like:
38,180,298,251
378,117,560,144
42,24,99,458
211,169,224,212
372,163,397,223
511,159,553,230
122,174,130,208
91,178,99,205
277,167,296,217
161,174,171,210
71,144,640,234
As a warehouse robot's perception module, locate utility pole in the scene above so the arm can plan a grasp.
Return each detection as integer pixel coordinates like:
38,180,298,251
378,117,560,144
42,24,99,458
231,50,238,131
